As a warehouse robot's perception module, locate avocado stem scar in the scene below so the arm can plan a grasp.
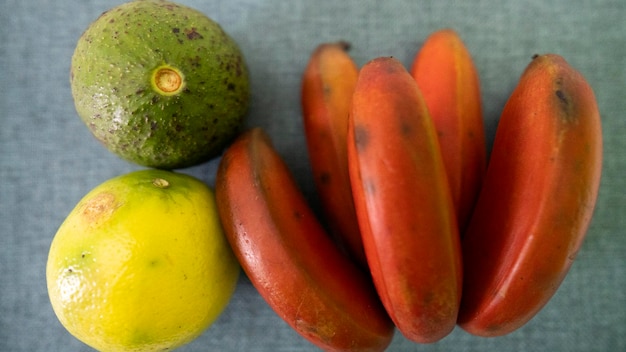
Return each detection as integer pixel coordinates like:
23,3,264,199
151,65,184,96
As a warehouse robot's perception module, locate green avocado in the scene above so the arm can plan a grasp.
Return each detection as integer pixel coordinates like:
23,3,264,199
71,0,250,169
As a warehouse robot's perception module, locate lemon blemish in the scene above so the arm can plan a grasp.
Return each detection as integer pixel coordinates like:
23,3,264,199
81,193,118,225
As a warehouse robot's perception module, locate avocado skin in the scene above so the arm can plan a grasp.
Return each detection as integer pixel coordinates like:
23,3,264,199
71,0,250,169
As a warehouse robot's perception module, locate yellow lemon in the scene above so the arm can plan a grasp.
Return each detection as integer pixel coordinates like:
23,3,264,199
46,169,240,351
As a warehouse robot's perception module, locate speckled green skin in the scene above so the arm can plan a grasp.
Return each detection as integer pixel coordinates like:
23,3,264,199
71,0,249,169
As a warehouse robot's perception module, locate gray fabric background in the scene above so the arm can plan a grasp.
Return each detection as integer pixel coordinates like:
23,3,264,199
1,0,624,351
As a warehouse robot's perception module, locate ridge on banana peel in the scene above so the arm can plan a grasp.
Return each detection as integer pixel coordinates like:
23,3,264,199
215,128,394,352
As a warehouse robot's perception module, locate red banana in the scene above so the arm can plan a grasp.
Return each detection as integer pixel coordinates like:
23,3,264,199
347,57,462,343
458,54,603,336
301,41,366,267
215,128,394,351
410,28,487,232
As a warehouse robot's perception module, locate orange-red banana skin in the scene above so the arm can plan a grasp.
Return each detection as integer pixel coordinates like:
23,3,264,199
215,128,394,352
301,42,366,267
410,28,487,232
347,57,462,343
458,54,603,337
